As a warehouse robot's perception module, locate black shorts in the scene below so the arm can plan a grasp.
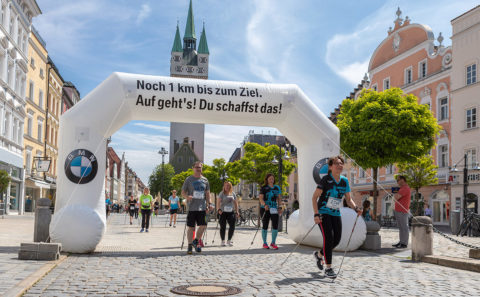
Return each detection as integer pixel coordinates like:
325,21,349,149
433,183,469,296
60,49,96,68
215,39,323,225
129,209,135,217
170,208,178,214
187,211,207,227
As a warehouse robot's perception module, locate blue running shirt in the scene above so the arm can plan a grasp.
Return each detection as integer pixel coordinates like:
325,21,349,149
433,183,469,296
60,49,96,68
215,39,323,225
317,174,351,216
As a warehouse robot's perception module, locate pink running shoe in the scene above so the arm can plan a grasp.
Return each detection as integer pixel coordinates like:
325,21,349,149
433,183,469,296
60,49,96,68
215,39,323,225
199,239,205,247
270,243,279,250
262,243,269,249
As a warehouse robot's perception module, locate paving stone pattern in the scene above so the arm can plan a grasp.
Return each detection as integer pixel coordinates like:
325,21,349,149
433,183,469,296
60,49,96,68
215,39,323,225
21,213,480,296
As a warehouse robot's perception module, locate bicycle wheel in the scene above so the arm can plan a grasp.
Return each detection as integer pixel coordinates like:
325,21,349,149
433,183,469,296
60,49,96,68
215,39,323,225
250,214,258,227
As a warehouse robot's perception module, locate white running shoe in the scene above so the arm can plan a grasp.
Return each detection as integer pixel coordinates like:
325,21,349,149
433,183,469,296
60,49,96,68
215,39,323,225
221,240,226,246
227,240,233,246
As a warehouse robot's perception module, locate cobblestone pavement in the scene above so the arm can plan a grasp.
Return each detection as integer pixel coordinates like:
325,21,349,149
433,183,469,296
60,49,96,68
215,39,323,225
0,214,52,296
20,213,480,296
379,226,480,258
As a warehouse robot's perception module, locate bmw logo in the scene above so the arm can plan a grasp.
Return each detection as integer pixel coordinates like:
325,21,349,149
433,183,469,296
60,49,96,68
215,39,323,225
64,149,98,184
312,158,329,184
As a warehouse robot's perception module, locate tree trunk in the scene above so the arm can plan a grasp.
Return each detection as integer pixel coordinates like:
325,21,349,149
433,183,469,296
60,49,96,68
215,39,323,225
373,167,379,221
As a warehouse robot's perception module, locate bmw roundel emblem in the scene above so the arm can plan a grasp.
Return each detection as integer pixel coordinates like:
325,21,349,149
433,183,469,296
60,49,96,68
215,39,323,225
312,158,329,184
65,149,98,184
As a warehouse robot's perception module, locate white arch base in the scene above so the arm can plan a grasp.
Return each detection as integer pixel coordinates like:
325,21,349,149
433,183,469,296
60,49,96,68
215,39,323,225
287,208,367,251
50,72,341,253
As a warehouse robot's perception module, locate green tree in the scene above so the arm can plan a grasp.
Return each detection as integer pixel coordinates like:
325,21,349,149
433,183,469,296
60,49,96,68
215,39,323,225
337,88,440,219
0,170,10,198
148,163,176,202
171,169,193,193
396,155,438,216
228,142,296,195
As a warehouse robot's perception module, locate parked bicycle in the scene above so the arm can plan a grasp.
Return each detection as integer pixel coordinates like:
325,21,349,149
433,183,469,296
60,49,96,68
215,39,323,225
236,206,259,227
457,209,480,237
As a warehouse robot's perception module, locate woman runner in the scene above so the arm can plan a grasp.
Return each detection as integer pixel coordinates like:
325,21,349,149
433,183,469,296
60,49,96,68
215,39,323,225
312,155,362,278
217,181,239,246
259,173,283,250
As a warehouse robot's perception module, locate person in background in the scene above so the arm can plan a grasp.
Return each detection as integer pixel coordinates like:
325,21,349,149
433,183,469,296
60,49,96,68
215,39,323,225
169,190,181,227
392,175,411,248
362,200,372,221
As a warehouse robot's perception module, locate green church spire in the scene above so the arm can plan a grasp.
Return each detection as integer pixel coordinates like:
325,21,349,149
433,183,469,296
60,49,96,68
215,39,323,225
198,22,209,54
171,22,183,53
184,0,196,40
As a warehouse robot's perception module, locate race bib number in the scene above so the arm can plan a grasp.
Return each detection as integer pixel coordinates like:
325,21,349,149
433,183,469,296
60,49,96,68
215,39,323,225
326,197,342,210
269,207,278,214
129,206,135,210
224,206,233,212
142,198,150,204
193,191,204,199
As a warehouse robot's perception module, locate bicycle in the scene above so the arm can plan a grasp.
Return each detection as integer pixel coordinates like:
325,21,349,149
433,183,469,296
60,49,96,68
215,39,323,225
236,206,258,227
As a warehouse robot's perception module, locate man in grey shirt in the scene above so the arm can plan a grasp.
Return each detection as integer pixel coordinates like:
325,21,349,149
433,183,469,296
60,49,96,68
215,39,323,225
182,161,212,254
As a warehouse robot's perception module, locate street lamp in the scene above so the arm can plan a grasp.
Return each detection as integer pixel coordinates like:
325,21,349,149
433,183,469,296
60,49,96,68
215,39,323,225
450,154,480,220
158,147,168,209
272,138,291,232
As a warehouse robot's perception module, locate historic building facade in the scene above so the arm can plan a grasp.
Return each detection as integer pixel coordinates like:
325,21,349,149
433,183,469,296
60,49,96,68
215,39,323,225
334,9,454,225
23,25,47,212
0,0,41,214
169,0,209,170
450,6,480,218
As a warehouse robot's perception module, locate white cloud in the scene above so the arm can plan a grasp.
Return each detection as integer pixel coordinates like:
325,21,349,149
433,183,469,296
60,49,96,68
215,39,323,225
136,4,152,25
132,122,170,132
245,0,299,82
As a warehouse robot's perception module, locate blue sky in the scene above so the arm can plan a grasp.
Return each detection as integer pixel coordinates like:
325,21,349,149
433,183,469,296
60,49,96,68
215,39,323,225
33,0,478,183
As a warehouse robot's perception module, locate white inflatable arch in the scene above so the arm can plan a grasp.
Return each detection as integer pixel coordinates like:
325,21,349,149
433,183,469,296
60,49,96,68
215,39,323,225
50,72,366,253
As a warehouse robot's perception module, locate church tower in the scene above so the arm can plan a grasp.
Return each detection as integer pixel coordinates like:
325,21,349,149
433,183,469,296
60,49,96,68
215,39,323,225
169,0,209,169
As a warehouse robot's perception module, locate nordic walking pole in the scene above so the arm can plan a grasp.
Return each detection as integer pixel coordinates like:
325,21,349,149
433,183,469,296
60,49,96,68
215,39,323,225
248,210,267,249
332,213,360,283
180,218,188,250
280,223,317,267
212,213,220,244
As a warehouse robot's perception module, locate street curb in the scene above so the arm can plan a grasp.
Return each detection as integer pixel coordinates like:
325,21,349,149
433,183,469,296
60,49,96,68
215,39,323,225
3,254,68,297
421,255,480,273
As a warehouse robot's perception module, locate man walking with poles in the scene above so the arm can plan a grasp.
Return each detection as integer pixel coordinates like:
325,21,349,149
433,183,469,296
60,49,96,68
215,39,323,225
182,162,213,254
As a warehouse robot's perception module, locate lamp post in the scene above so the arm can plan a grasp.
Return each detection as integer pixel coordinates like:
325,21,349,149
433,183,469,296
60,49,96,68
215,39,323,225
272,138,291,232
158,147,168,209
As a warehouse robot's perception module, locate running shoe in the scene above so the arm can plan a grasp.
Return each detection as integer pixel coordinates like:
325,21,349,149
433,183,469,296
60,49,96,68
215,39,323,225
140,228,144,232
270,243,278,250
325,268,337,278
227,240,233,246
313,251,324,271
262,243,269,249
169,223,172,227
187,244,193,254
221,240,226,246
192,239,202,253
199,239,205,247
173,225,176,228
130,222,132,225
146,229,149,233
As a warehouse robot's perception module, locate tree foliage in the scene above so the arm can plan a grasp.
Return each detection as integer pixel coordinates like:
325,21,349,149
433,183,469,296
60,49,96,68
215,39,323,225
228,142,296,193
0,170,10,194
396,155,438,216
171,159,239,196
337,88,440,218
148,163,176,199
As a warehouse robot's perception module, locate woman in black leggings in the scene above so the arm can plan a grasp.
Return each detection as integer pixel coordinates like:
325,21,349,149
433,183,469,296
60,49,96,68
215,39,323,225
311,155,361,278
259,173,283,250
217,182,239,246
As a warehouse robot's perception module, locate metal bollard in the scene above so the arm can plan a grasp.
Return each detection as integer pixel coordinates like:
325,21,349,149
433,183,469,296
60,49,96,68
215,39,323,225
411,216,433,261
34,198,52,242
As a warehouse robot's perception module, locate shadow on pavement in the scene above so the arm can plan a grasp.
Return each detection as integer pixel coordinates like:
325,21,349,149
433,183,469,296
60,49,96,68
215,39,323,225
275,272,334,285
